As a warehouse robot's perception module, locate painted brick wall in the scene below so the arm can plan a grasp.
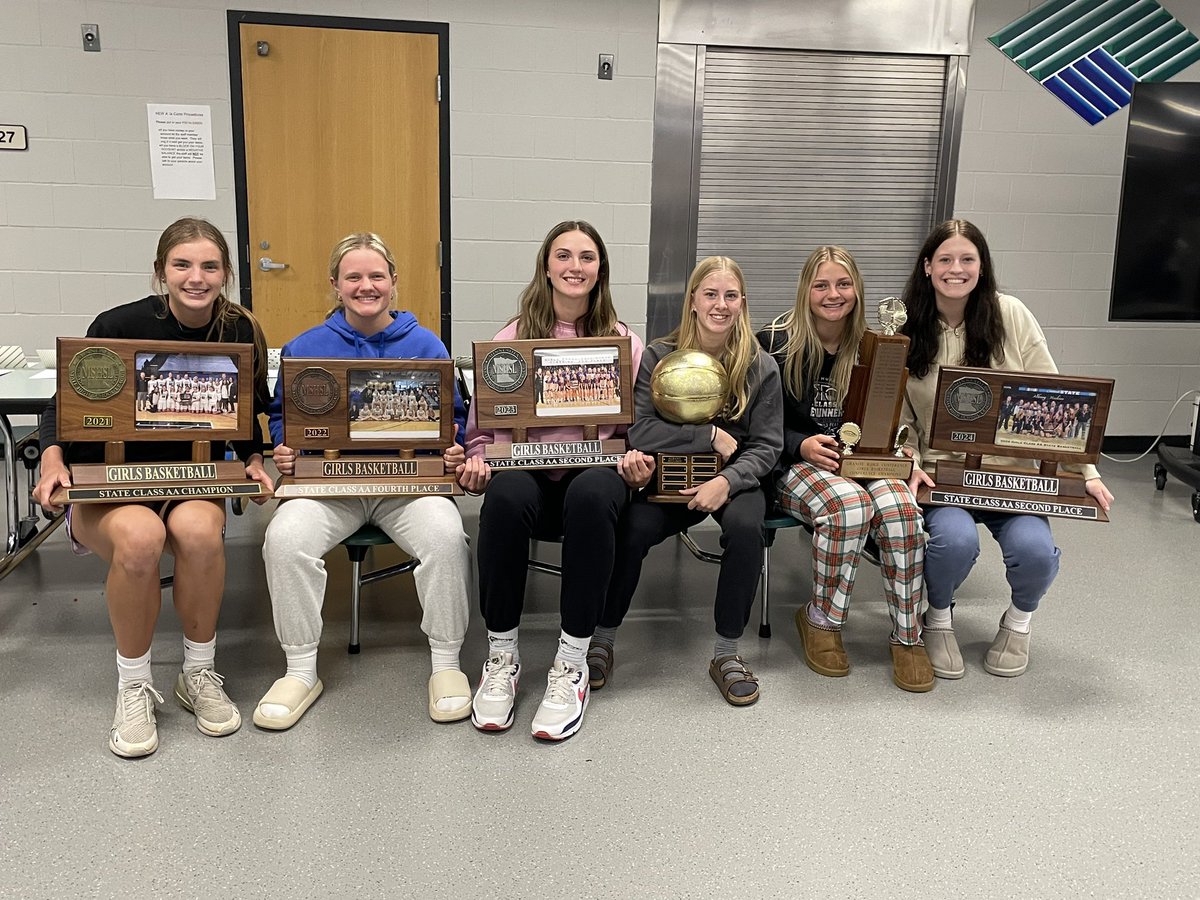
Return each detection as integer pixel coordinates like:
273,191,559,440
0,0,656,357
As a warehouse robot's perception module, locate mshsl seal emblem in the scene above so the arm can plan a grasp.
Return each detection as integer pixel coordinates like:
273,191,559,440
67,347,126,401
481,347,527,393
945,376,993,421
291,367,339,415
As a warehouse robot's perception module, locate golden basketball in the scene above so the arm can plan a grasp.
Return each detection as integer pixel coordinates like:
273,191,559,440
650,349,729,424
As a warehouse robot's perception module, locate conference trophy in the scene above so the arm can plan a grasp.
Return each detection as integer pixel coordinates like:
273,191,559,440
470,336,634,469
272,357,460,498
52,337,268,504
917,366,1114,522
835,297,915,481
647,349,729,502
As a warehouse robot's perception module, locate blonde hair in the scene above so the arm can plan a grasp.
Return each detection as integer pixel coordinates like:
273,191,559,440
151,217,269,405
327,232,397,317
513,220,619,339
764,246,866,405
662,256,757,421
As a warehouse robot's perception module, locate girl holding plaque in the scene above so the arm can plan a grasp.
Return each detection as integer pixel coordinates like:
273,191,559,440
758,246,933,693
458,220,652,741
32,217,273,758
256,233,472,730
596,256,783,707
900,220,1114,679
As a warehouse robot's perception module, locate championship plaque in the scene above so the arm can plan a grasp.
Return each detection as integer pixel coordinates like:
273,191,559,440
471,336,633,469
836,298,914,481
646,349,728,503
917,366,1114,522
53,337,265,504
273,357,460,498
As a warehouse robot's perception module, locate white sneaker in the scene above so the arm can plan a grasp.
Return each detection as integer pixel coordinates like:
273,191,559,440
472,652,520,732
110,681,165,758
174,668,242,736
531,660,589,741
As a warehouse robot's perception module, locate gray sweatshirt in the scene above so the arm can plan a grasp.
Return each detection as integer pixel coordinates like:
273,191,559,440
628,340,784,496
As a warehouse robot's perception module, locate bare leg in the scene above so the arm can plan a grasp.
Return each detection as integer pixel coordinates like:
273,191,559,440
71,503,167,657
164,499,227,642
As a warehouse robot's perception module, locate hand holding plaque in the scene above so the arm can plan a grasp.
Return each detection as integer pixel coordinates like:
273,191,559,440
648,349,728,502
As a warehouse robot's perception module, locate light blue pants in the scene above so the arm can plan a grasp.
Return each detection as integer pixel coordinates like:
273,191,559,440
923,506,1060,613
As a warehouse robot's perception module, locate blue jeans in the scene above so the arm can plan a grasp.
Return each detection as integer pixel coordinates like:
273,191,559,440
923,506,1060,613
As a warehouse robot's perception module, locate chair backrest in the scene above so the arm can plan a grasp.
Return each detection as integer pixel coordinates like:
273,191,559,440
454,355,473,414
0,346,29,369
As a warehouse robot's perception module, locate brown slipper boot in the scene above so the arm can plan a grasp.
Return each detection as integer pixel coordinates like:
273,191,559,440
796,605,849,677
890,642,935,693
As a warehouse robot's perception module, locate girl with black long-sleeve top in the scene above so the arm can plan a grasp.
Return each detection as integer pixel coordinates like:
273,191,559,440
33,218,272,759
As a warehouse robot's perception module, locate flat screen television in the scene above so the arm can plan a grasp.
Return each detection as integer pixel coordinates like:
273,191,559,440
1110,81,1200,322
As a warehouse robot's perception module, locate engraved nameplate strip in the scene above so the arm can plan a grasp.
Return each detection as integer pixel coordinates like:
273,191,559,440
960,471,1059,494
486,454,625,469
275,482,457,497
105,463,219,483
321,460,418,478
926,491,1099,520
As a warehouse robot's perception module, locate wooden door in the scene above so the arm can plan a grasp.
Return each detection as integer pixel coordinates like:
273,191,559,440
232,17,446,349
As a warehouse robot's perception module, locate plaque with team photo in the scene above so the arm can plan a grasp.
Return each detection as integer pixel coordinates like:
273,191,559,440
918,366,1114,522
472,336,633,469
273,357,459,498
53,337,264,504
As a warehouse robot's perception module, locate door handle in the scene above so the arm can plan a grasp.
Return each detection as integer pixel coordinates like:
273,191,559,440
259,257,289,272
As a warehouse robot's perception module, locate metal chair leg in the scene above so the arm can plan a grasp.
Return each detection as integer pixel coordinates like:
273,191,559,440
348,550,364,654
759,543,772,638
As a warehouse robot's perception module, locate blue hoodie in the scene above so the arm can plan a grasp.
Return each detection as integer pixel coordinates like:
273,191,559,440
267,309,466,448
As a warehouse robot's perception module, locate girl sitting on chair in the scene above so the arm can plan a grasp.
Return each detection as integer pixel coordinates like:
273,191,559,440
256,232,472,730
595,255,783,707
758,246,933,693
33,217,273,758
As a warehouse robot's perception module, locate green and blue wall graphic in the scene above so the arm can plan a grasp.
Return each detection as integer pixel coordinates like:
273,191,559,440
989,0,1200,125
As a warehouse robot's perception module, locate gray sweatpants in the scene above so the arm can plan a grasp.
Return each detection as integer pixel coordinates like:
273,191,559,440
262,495,471,654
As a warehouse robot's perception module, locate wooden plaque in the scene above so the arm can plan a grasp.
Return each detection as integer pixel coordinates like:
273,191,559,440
650,452,723,503
918,366,1114,522
837,330,914,481
274,357,459,498
472,336,633,470
53,337,264,504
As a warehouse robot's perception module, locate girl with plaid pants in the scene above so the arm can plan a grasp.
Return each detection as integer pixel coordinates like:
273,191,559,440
758,246,933,693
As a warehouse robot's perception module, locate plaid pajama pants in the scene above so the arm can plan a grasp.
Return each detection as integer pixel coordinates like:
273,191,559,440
777,462,925,645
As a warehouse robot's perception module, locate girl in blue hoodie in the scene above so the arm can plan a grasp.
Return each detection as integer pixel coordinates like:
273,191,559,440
254,233,473,730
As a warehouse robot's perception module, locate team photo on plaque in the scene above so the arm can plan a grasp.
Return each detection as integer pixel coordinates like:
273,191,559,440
133,351,241,431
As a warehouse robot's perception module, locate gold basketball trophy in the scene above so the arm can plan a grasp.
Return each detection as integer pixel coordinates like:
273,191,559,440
648,349,730,502
835,298,915,480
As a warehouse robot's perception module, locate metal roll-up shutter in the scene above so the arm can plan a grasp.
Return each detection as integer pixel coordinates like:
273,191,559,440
696,48,947,329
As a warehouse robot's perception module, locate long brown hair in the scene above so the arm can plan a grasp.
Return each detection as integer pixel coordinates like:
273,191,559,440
762,246,866,405
513,220,620,339
662,256,757,421
900,219,1005,379
151,217,269,405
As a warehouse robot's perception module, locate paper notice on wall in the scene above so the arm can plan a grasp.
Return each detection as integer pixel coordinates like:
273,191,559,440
146,104,216,200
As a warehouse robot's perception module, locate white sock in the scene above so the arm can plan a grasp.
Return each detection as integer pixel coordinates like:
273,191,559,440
555,630,589,669
430,640,462,675
925,606,953,628
182,635,215,674
284,646,319,689
1004,605,1033,634
117,649,152,689
488,628,520,666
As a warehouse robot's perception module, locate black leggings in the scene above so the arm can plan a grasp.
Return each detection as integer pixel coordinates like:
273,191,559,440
476,467,629,639
601,487,767,640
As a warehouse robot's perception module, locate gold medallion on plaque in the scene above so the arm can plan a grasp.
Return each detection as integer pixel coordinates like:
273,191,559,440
291,367,340,416
838,422,862,455
67,346,126,401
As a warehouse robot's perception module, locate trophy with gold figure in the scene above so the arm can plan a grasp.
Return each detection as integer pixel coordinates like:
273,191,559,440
648,349,730,502
835,297,914,480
